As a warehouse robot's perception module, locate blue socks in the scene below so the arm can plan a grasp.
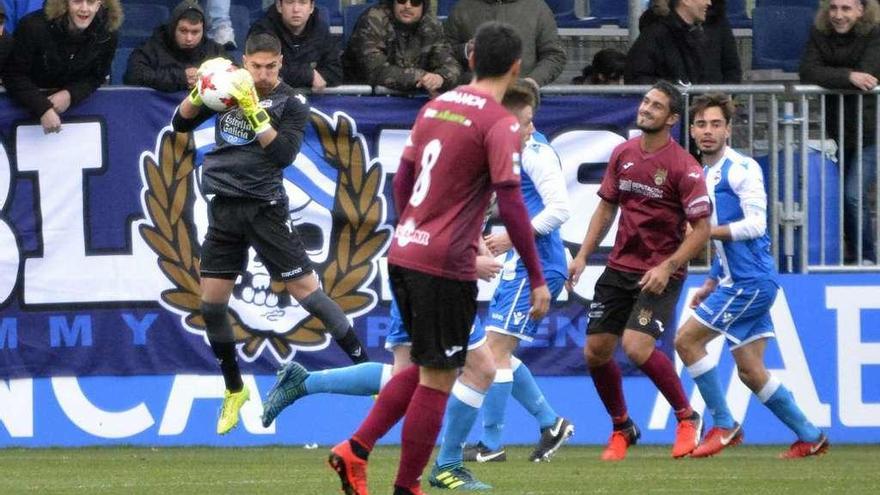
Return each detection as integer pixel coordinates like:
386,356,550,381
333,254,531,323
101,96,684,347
436,380,486,468
510,356,557,429
758,376,822,442
687,355,735,429
480,368,513,451
304,362,387,396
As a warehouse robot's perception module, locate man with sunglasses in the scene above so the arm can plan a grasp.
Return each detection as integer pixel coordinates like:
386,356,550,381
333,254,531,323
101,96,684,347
343,0,459,96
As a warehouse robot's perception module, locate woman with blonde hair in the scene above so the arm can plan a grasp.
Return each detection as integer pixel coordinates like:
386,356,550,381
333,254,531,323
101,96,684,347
3,0,123,134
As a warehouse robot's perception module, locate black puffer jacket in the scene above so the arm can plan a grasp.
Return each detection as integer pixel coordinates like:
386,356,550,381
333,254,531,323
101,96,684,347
626,6,740,84
248,6,342,88
123,1,227,92
3,0,121,118
800,25,880,150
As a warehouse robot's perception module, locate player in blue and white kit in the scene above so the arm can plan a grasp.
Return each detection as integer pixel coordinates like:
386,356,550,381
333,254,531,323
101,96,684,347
674,93,829,459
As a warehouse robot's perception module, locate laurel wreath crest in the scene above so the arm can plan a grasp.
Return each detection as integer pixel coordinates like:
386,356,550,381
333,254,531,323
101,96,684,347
141,112,389,360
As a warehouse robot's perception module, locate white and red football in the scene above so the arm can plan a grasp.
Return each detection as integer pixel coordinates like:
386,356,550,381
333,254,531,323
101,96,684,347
197,61,239,112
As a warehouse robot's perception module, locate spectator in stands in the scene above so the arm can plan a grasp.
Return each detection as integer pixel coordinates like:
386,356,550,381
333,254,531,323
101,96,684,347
445,0,566,87
204,0,236,50
3,0,122,134
626,0,741,84
0,4,13,78
343,0,459,96
124,1,226,92
800,0,880,265
250,0,341,92
572,48,626,84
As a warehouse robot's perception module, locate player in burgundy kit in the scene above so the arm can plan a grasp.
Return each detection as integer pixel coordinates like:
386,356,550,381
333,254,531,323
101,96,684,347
568,81,712,461
327,22,551,495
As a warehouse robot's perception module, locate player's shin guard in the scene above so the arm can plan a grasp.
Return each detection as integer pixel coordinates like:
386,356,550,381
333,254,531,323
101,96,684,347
639,349,692,419
300,290,369,363
201,301,243,392
511,356,558,429
687,355,735,429
396,385,450,489
589,359,628,425
481,368,513,451
436,380,486,468
758,375,822,442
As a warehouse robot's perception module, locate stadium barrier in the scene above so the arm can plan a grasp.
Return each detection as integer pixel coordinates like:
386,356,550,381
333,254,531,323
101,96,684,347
0,86,877,446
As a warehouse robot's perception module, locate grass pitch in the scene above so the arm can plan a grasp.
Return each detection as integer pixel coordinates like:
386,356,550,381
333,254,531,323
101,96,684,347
0,445,876,494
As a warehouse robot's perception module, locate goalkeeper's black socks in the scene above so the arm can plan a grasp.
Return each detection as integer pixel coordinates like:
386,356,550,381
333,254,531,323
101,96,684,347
336,328,370,364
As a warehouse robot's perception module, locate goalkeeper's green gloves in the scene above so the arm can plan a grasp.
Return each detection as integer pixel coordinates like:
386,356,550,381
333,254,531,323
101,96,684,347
230,68,272,135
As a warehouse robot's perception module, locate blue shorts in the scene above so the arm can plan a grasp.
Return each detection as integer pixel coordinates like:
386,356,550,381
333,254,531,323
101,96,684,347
485,270,566,342
692,279,779,350
384,297,486,351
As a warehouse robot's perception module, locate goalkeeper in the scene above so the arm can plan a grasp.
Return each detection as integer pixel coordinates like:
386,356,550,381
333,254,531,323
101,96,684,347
172,32,370,436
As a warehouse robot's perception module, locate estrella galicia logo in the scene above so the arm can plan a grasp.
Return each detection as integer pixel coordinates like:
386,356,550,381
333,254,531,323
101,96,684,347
217,110,255,145
137,109,392,362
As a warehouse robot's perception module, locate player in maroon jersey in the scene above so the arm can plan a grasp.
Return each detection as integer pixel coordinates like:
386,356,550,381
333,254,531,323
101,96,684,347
567,81,712,461
327,21,551,495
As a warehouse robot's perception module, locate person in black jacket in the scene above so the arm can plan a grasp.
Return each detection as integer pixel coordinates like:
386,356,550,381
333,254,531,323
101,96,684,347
248,0,341,92
2,0,122,134
626,0,741,84
124,1,227,92
0,4,13,80
800,0,880,264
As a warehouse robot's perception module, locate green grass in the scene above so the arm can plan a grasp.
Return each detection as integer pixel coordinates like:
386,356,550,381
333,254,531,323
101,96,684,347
0,445,876,494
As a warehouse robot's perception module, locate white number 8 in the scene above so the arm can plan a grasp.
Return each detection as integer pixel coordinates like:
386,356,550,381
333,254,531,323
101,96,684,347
409,138,442,207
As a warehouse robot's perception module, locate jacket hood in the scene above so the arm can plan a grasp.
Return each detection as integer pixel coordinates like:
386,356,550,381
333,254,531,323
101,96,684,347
44,0,123,32
169,0,205,29
162,1,206,49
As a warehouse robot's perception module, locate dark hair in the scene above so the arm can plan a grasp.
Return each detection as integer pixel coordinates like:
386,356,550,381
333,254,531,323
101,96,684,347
178,9,204,26
572,48,626,84
472,22,522,79
650,80,684,117
245,32,282,56
502,81,537,112
689,92,736,124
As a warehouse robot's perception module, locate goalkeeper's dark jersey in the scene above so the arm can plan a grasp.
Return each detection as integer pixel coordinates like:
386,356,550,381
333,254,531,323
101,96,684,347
171,81,309,202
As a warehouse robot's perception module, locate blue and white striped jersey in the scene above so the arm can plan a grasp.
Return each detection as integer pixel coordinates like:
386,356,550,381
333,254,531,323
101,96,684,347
706,147,777,286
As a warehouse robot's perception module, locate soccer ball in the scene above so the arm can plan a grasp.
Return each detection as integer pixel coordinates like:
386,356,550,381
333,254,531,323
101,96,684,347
197,61,239,112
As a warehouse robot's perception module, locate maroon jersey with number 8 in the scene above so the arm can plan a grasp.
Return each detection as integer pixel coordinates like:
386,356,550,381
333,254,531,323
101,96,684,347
389,86,523,281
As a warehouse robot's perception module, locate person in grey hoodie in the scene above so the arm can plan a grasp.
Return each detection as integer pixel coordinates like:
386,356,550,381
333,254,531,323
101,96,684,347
444,0,566,87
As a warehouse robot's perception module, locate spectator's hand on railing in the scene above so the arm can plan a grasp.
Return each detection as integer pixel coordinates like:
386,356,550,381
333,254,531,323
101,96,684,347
418,73,444,98
849,71,878,92
312,70,327,93
48,90,71,114
41,108,61,134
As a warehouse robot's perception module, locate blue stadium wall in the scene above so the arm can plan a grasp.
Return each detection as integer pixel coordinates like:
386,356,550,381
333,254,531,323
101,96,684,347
0,89,877,447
